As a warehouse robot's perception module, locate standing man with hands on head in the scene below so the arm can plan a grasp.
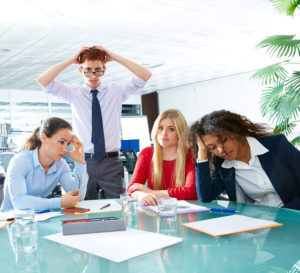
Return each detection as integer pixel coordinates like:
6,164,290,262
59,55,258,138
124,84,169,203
37,45,151,199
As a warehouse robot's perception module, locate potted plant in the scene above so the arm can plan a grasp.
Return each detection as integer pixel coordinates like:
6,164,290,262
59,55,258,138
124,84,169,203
251,0,300,147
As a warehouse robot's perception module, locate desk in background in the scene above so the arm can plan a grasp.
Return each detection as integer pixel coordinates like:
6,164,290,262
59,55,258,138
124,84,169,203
0,201,299,273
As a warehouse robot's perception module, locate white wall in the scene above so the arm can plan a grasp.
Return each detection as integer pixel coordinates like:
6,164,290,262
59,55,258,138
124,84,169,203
123,94,141,105
158,71,269,126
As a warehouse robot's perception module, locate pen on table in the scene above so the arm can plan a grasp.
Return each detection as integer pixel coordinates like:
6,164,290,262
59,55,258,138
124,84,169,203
100,204,110,210
0,218,14,228
0,218,15,222
35,209,51,214
210,208,240,213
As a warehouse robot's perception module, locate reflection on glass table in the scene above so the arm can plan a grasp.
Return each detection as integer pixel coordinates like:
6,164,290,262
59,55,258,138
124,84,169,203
0,200,299,273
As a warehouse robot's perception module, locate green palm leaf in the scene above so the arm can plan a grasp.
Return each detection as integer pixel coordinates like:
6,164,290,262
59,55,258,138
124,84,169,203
260,84,285,119
273,119,296,135
251,61,288,85
276,86,300,120
256,35,300,58
261,84,300,128
286,71,300,92
291,136,300,148
269,0,300,16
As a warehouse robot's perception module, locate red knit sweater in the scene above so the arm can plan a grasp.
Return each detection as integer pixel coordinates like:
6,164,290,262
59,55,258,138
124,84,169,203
127,146,197,200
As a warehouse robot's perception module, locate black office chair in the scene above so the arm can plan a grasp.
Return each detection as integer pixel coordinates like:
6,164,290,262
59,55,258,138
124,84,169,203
123,149,138,174
47,185,62,198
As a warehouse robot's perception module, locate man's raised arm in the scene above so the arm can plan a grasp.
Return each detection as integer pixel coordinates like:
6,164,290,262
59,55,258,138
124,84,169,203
94,46,152,82
37,47,89,88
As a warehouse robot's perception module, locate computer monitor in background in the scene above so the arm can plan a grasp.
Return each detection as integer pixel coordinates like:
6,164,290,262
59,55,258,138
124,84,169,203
120,139,140,152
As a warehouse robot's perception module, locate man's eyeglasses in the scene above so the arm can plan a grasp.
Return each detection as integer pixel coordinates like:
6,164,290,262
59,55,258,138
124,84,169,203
81,68,105,77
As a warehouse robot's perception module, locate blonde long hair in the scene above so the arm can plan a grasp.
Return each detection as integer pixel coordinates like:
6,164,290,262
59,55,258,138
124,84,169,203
151,109,188,190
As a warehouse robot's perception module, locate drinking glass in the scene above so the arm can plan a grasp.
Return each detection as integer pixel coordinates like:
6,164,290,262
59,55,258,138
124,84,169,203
12,208,38,252
158,197,177,233
120,193,137,215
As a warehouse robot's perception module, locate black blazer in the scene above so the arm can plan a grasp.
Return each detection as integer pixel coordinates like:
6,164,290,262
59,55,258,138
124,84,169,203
195,134,300,210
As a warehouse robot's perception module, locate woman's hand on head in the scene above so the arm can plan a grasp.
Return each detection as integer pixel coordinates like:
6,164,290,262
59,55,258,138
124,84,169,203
67,135,85,164
196,135,208,161
61,189,82,207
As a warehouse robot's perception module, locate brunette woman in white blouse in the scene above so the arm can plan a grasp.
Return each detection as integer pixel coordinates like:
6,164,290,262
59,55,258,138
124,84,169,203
188,110,300,210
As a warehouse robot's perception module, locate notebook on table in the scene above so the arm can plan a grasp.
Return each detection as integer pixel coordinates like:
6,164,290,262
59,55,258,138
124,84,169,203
182,214,282,237
140,200,209,215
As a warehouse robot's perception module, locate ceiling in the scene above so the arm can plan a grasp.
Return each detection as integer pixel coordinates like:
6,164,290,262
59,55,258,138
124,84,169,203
0,0,299,95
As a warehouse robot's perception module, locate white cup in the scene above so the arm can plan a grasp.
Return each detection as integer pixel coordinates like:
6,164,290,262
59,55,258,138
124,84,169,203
158,197,177,233
120,193,137,215
12,208,38,252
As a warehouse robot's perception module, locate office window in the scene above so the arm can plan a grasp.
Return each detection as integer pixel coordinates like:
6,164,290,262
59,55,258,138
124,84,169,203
13,102,49,132
50,103,72,124
0,102,10,124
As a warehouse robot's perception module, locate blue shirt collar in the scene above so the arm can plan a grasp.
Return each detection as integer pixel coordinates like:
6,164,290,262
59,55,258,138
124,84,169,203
33,148,41,168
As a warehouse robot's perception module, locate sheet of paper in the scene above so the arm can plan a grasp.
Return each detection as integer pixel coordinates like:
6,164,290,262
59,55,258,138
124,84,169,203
0,210,61,222
141,200,209,214
77,200,122,214
44,228,182,263
35,212,62,221
0,210,14,220
182,214,282,237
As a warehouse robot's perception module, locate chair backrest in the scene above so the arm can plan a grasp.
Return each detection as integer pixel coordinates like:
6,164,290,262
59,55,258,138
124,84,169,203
123,149,138,174
0,152,16,173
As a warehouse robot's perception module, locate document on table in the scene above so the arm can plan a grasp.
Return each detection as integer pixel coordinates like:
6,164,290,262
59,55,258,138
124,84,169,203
77,200,122,214
0,210,61,222
140,200,209,214
182,214,282,237
44,228,182,263
0,210,14,221
35,212,62,221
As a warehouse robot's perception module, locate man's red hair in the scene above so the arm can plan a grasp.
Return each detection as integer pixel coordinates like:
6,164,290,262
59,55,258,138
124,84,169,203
78,47,106,63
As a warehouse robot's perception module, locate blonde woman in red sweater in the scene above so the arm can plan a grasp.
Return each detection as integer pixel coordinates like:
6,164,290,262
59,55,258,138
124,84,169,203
127,109,197,205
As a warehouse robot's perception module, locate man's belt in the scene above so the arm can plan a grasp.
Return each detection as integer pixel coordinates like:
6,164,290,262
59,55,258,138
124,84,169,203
84,152,119,159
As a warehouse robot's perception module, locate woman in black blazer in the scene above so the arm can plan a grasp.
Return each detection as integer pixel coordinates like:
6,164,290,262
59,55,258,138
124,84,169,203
188,110,300,210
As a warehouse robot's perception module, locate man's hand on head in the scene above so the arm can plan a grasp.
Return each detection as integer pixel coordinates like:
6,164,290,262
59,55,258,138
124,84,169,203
93,45,115,63
73,47,90,64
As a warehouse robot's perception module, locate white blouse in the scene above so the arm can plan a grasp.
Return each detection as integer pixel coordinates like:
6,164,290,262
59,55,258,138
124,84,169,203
222,137,283,207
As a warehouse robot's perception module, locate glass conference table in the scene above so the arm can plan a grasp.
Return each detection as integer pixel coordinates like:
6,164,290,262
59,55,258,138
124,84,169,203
0,200,299,273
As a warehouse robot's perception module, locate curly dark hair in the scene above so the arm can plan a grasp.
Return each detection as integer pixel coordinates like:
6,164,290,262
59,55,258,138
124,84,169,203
78,47,106,64
187,110,272,161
